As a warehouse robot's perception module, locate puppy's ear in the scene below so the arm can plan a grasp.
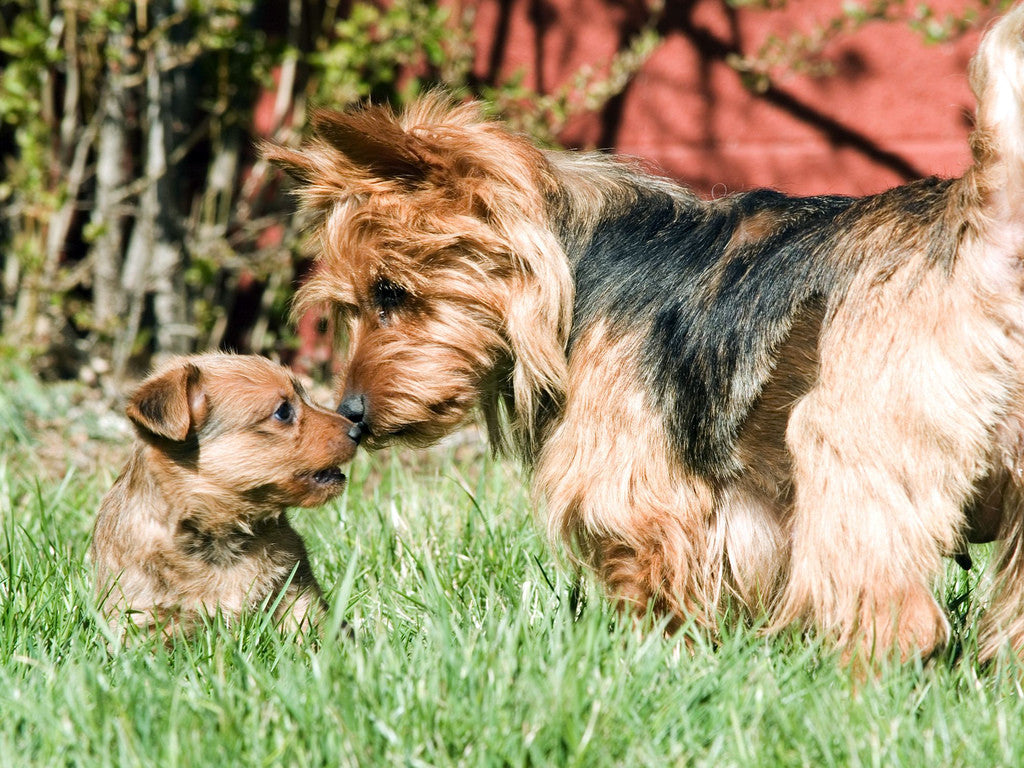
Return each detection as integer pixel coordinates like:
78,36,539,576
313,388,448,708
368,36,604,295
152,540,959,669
126,363,207,442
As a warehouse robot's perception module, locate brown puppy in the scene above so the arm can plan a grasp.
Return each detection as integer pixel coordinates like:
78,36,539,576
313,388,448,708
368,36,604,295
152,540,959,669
92,353,358,638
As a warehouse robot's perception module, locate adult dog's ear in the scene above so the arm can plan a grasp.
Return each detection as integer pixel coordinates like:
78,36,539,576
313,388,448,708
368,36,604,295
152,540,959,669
260,100,452,192
126,362,207,442
311,106,434,184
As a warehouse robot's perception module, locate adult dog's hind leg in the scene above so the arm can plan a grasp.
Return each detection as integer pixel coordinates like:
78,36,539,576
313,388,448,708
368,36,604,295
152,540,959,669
775,260,1013,662
779,387,955,662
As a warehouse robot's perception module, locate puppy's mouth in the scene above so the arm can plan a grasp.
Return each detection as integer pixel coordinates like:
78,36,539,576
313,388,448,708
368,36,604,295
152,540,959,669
310,466,346,486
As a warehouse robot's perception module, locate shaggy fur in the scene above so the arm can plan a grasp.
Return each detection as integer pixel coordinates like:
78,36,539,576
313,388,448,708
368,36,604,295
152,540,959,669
92,354,357,637
266,4,1024,662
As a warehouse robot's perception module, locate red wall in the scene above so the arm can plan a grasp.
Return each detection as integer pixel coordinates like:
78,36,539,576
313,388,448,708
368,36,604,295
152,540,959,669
470,0,988,196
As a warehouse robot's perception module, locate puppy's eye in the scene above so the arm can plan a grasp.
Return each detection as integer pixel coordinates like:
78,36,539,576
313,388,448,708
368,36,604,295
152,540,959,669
373,277,407,317
273,401,295,424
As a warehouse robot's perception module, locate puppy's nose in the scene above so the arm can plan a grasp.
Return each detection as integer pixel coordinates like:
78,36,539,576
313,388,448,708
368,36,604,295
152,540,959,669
337,393,366,423
346,421,365,444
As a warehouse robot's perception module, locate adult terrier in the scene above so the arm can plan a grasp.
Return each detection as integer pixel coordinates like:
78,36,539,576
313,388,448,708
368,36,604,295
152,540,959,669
92,354,357,637
266,5,1024,661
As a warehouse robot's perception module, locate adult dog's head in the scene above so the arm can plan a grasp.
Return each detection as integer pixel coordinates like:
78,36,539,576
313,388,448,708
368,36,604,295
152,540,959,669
265,96,572,455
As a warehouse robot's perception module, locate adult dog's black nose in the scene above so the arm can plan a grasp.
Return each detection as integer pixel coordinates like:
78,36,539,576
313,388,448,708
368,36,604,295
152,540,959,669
338,394,367,443
338,393,366,422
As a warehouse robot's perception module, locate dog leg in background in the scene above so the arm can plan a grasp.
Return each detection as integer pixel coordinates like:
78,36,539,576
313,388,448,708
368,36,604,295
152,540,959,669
977,478,1024,659
271,536,331,635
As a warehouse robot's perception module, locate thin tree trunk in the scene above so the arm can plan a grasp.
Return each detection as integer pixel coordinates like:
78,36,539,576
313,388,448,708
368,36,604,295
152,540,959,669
114,42,161,379
1,253,18,332
90,29,133,333
190,126,240,351
117,0,193,370
151,0,195,357
7,2,60,344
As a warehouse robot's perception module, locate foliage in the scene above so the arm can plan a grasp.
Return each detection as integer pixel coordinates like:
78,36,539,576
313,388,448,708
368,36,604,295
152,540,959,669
311,1,464,106
0,0,661,385
727,0,1011,92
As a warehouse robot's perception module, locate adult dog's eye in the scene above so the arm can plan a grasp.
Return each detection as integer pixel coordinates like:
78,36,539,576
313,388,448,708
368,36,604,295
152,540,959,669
273,401,295,424
373,277,407,314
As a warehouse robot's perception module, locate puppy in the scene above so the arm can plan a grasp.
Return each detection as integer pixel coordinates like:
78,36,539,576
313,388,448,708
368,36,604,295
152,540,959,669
92,353,358,638
264,4,1024,663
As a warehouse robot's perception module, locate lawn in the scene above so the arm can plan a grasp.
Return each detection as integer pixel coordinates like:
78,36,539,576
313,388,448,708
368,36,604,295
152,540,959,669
3,360,1024,767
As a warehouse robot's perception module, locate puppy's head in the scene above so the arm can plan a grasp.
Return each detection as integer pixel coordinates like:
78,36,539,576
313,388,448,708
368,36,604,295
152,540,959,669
127,354,358,512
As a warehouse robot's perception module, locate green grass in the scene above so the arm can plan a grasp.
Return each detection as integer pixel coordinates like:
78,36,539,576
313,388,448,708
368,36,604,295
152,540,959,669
4,364,1024,767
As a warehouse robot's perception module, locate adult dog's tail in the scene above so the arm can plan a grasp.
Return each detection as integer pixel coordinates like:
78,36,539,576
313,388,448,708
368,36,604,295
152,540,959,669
968,3,1024,232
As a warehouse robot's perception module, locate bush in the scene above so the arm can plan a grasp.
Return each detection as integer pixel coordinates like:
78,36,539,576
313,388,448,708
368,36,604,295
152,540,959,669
0,0,659,385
